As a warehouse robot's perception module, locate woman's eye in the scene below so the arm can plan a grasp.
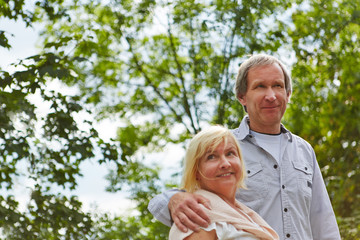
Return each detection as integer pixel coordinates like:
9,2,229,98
207,154,215,160
227,151,235,156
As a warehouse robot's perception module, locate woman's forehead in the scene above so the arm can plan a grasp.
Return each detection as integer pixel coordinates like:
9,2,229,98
207,136,236,151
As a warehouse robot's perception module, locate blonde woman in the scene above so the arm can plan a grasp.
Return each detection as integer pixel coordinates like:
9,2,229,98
169,126,279,240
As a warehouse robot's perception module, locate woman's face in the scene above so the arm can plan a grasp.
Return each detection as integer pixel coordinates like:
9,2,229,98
197,138,242,200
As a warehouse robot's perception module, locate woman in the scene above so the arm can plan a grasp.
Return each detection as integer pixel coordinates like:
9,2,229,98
169,126,279,240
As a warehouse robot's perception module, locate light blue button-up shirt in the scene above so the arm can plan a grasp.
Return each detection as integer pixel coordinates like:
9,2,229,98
148,116,341,240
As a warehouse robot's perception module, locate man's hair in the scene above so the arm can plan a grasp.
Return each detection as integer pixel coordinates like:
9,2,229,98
234,54,292,102
181,125,247,193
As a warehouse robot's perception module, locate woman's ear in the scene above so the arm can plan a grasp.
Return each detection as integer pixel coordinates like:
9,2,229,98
196,171,200,180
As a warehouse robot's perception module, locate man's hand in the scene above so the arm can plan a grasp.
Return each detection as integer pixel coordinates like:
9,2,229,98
168,192,211,233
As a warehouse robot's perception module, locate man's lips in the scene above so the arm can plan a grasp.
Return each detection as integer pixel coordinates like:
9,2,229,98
262,105,279,110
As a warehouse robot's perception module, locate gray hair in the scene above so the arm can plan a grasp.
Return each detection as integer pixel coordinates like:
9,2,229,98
234,54,292,101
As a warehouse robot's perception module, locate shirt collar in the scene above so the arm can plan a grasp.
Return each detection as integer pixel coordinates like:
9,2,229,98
237,115,292,142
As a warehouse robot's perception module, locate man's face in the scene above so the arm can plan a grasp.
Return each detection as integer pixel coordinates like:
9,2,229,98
238,64,290,134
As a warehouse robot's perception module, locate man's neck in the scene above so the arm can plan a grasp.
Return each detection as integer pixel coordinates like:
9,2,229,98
251,129,281,136
249,124,281,135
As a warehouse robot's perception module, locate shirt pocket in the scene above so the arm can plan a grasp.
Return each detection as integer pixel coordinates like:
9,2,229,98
237,162,269,205
292,161,313,197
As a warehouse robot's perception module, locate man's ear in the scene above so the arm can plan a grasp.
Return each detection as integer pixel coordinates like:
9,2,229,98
286,91,292,103
237,95,246,106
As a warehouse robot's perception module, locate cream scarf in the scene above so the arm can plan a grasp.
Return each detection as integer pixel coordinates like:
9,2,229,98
169,189,279,240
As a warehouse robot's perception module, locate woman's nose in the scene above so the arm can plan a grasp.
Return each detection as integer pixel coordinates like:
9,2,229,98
220,156,231,168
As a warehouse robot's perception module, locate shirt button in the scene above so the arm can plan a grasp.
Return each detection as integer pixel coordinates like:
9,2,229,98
247,170,251,174
282,185,285,189
305,167,308,171
286,233,291,238
284,208,288,212
273,164,278,169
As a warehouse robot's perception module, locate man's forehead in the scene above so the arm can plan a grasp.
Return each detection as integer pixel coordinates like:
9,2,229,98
247,64,285,80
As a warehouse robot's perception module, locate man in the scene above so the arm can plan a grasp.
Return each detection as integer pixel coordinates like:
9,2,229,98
148,54,341,239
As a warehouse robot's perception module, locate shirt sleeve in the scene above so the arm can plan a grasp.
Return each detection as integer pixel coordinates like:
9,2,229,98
310,151,341,240
148,189,182,227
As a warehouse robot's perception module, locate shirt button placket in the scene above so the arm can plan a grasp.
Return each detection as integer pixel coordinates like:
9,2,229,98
284,211,291,238
279,163,291,240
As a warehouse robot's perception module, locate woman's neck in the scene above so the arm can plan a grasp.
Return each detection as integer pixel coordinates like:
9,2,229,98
217,193,237,209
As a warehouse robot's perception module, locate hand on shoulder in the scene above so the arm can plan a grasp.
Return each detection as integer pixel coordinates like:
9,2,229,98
169,192,211,233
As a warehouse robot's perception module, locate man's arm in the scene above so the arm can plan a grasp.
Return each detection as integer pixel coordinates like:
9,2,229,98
310,153,341,240
148,189,211,232
148,189,181,227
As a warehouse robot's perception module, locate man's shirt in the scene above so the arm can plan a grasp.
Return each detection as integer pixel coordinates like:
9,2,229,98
148,116,341,240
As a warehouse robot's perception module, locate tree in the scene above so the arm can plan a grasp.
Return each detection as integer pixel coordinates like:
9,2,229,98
91,161,171,239
0,1,119,239
287,0,360,238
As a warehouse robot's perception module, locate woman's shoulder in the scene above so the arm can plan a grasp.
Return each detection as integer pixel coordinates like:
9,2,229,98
194,189,223,204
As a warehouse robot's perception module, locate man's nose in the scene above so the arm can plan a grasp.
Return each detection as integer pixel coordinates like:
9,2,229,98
265,88,276,101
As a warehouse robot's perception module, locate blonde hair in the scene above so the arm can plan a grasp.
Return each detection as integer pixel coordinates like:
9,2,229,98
181,125,247,192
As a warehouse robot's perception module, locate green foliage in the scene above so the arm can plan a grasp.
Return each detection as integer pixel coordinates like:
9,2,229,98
0,186,93,240
94,160,170,239
93,213,169,240
0,1,120,239
287,0,360,237
40,0,292,135
1,0,359,238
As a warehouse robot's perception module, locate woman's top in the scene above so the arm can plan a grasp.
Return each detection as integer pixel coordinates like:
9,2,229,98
169,189,279,240
200,221,260,239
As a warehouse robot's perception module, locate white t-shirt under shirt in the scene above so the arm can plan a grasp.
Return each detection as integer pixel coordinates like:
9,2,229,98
250,130,282,164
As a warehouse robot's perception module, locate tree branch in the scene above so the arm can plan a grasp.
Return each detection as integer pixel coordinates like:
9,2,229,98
167,14,199,133
125,37,191,134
